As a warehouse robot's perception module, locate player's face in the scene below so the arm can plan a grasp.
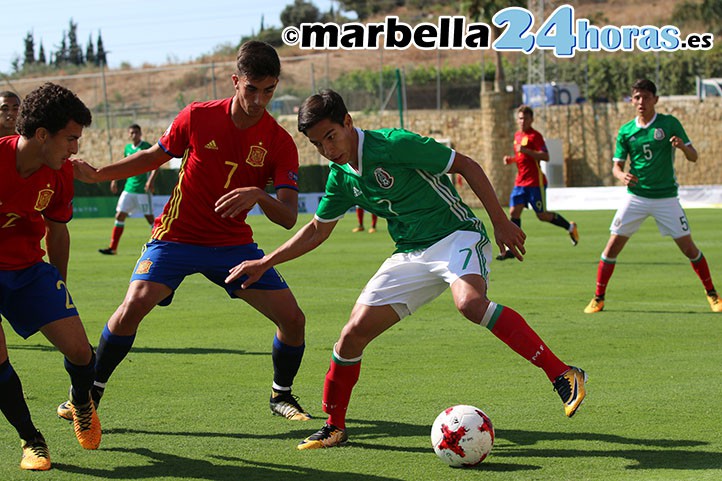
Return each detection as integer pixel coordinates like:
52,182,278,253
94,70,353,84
516,112,533,132
232,74,278,119
631,89,658,119
304,115,357,166
0,96,20,132
128,127,142,145
39,120,84,170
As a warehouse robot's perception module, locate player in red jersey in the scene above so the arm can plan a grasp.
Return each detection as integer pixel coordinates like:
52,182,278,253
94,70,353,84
0,83,100,471
497,105,579,260
65,41,311,423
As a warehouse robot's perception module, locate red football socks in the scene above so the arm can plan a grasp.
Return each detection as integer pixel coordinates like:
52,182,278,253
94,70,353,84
323,351,362,430
487,304,568,382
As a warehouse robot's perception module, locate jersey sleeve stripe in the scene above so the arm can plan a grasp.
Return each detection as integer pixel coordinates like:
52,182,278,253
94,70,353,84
314,213,345,223
157,140,181,159
274,184,299,191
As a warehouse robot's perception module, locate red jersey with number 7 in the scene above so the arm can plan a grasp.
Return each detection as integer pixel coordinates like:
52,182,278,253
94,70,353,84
155,98,299,246
0,135,74,269
512,128,548,187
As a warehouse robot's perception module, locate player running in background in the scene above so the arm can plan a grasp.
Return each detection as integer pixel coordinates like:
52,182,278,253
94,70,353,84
0,83,100,471
584,79,721,314
227,89,587,450
99,123,158,255
352,207,378,233
66,41,312,424
0,91,21,137
497,105,578,260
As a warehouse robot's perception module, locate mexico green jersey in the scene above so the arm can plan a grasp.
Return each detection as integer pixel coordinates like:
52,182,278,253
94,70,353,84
123,140,153,193
613,113,690,199
316,128,486,253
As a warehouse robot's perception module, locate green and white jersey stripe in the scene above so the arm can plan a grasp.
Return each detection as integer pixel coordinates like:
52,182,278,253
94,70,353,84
315,128,487,253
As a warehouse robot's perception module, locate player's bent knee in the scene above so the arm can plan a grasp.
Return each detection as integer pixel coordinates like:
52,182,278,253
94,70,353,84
63,343,94,366
455,295,489,320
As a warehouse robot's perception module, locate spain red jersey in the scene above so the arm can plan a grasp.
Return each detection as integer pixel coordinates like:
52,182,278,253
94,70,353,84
155,98,299,246
0,135,74,269
512,128,548,187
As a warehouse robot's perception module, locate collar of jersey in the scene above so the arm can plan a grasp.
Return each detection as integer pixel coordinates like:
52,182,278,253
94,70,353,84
635,112,658,129
339,128,365,176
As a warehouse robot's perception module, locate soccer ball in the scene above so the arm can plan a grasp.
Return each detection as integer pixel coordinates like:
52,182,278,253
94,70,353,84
430,405,494,467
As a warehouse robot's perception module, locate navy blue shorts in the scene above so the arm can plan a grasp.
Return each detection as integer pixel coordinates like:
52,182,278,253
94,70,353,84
0,262,79,339
130,240,288,306
509,185,546,213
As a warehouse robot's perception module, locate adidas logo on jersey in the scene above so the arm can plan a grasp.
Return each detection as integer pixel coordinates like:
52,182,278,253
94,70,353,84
204,140,218,150
352,187,363,197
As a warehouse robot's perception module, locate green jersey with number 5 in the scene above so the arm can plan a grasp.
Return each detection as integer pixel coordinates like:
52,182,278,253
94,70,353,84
315,128,486,253
613,113,690,199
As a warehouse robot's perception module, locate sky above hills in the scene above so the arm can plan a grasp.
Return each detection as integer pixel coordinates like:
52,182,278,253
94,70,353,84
0,0,336,73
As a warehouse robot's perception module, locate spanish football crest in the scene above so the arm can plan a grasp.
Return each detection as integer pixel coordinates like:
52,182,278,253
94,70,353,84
34,189,54,211
135,260,153,275
374,167,394,189
654,128,665,141
246,144,267,167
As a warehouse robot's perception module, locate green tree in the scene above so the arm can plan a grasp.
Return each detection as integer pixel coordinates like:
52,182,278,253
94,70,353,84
67,19,83,65
96,31,107,66
86,33,95,65
23,31,35,67
281,0,321,26
55,33,68,65
37,42,46,64
674,0,722,35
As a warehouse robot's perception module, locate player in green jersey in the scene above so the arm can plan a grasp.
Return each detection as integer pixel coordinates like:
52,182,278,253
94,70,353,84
584,79,720,314
227,89,587,450
98,124,158,255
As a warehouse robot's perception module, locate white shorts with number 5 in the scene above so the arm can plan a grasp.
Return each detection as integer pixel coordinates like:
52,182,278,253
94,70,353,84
356,230,492,319
611,194,690,239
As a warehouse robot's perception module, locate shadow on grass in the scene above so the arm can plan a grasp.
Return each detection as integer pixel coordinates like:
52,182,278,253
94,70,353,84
103,418,718,473
592,309,709,315
54,448,400,481
7,343,265,356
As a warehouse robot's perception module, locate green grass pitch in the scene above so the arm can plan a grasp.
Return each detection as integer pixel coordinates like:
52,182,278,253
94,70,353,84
1,208,721,480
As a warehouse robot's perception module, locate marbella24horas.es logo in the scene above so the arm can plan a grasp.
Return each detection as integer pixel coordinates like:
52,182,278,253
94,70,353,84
282,5,713,57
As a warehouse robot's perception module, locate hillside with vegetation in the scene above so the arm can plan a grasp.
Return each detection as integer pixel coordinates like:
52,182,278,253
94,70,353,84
4,0,721,119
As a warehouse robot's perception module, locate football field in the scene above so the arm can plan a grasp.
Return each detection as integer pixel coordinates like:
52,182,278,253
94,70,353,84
1,209,721,480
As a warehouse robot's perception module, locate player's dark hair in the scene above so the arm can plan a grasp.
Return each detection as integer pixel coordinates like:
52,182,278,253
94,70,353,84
236,41,280,80
0,91,20,101
632,78,657,96
16,83,91,137
297,89,348,134
517,104,534,118
128,123,142,131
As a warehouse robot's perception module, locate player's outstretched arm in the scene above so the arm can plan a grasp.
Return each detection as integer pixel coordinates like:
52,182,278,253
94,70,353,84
450,152,526,260
72,144,171,183
226,218,337,289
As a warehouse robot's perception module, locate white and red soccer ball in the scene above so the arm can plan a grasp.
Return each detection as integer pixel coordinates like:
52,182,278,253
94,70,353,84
430,404,494,467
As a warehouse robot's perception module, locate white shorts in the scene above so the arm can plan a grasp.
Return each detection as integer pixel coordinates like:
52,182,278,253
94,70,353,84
356,230,492,319
116,191,153,216
611,194,691,239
